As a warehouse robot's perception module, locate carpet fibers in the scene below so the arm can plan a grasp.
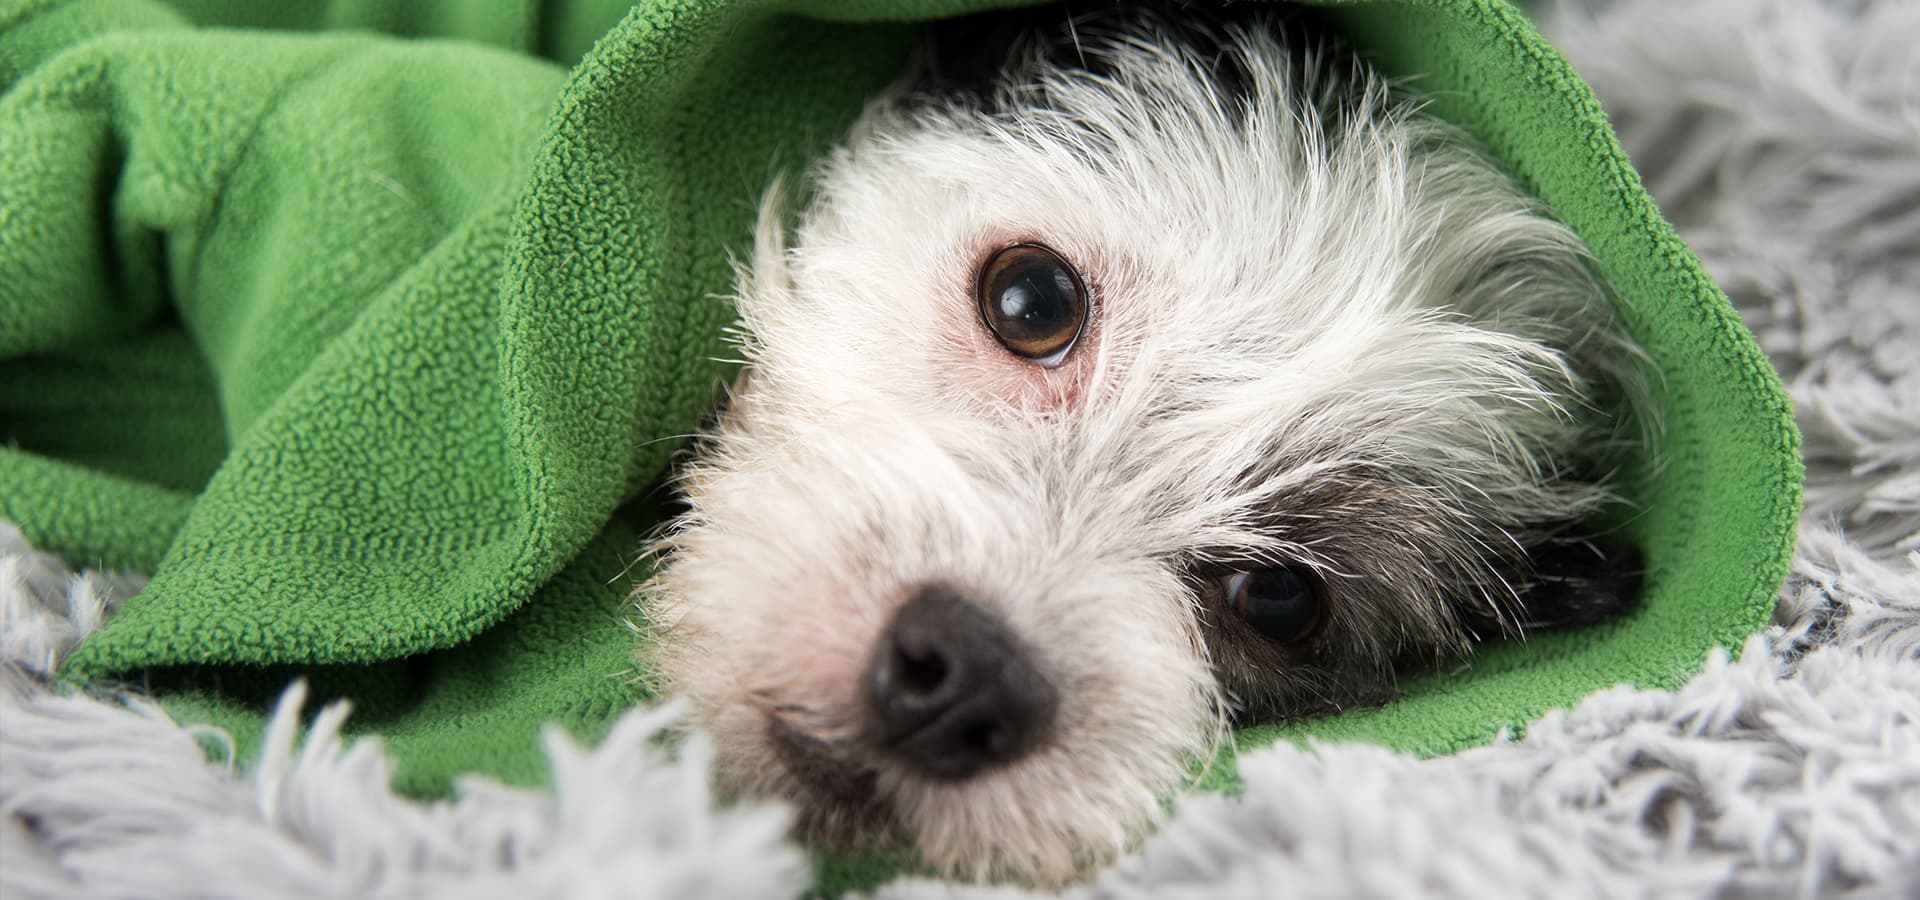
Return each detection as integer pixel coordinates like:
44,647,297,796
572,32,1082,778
3,0,1915,896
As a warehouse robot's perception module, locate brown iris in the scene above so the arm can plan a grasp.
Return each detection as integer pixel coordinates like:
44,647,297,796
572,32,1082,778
975,243,1088,365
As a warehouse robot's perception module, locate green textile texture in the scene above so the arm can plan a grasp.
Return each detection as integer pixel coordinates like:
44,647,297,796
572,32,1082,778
2,0,1800,888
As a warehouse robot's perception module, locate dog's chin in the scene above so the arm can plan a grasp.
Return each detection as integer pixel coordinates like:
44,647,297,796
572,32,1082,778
701,700,1195,888
762,717,894,842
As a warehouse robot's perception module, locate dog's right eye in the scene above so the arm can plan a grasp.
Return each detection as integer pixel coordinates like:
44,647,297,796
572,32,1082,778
1222,567,1325,643
976,243,1088,366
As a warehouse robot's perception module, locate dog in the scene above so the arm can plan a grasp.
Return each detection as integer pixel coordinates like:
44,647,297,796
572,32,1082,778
639,7,1649,885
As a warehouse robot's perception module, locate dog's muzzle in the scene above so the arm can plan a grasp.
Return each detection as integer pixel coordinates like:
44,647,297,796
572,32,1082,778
867,588,1057,780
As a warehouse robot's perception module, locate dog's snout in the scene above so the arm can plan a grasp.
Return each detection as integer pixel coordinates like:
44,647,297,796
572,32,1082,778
868,589,1056,781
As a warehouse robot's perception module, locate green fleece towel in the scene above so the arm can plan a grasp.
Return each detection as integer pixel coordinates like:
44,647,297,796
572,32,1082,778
1,0,1800,890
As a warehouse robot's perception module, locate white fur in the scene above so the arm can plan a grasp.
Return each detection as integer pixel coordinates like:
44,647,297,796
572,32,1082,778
643,19,1638,882
0,523,145,678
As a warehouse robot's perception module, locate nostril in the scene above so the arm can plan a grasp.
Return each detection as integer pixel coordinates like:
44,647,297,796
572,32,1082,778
960,719,999,755
895,642,948,695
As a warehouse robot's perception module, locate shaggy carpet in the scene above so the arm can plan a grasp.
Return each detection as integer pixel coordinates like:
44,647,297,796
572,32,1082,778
3,0,1916,896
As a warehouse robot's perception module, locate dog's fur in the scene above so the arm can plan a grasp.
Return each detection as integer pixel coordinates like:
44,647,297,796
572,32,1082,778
640,11,1648,885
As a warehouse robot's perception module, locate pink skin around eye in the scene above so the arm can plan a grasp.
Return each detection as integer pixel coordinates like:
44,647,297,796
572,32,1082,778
934,231,1134,417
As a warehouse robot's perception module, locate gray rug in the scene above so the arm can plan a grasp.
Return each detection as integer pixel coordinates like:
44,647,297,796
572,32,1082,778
3,0,1916,896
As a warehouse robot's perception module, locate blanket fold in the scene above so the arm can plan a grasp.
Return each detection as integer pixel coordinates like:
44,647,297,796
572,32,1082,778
1,0,1802,885
1,0,923,789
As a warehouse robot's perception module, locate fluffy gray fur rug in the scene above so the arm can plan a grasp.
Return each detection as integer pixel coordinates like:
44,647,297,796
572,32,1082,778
3,0,1916,896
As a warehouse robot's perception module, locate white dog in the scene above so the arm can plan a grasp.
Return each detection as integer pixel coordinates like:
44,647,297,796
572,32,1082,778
641,8,1647,885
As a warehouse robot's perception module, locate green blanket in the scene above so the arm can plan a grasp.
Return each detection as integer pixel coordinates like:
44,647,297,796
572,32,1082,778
1,0,1800,889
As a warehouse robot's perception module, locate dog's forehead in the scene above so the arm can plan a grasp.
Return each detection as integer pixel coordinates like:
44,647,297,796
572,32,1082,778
800,55,1443,375
830,143,1434,417
789,97,1463,472
870,105,1339,285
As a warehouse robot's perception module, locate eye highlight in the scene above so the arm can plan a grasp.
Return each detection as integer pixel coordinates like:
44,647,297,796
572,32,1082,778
1222,567,1325,643
975,243,1088,366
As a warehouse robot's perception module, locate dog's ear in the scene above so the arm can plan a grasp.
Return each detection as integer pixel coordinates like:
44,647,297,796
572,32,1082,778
1465,534,1646,637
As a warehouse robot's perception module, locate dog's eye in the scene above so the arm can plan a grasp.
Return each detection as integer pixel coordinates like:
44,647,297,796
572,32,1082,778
1222,567,1325,643
976,243,1088,366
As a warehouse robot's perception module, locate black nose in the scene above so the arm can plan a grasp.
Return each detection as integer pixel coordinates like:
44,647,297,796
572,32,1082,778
867,589,1057,781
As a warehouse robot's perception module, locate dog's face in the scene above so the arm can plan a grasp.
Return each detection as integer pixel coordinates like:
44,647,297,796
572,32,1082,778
642,18,1644,884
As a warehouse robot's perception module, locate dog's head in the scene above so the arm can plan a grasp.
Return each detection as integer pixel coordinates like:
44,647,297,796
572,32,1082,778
641,14,1646,884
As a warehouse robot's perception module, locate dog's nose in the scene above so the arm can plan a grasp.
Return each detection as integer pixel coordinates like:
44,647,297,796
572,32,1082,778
867,588,1056,781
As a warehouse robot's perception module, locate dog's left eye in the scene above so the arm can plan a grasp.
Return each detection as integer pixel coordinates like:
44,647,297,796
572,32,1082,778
976,243,1088,366
1222,567,1325,643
